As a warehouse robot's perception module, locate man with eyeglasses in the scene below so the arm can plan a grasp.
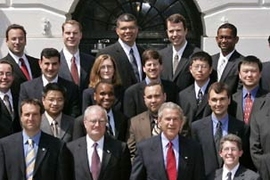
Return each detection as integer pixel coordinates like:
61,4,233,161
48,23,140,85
67,105,131,180
178,51,216,136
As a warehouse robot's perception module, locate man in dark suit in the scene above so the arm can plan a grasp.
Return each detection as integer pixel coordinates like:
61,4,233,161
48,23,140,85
130,102,205,180
41,83,74,143
73,81,127,141
19,48,80,117
59,20,95,94
123,49,179,118
97,13,145,90
212,23,243,94
2,24,41,96
192,82,249,176
178,51,216,135
0,60,21,138
207,134,261,180
159,13,200,91
67,105,131,180
126,82,166,161
0,99,74,180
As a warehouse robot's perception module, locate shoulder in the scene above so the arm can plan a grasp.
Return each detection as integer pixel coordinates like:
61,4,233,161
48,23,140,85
158,45,172,54
192,116,210,127
67,137,85,150
20,77,40,87
25,54,39,61
80,52,95,61
130,111,149,121
83,87,94,95
125,82,143,93
99,42,120,53
62,114,75,123
0,132,21,144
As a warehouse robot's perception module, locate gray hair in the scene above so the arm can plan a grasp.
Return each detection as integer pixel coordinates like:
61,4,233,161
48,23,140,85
158,102,184,120
84,105,108,122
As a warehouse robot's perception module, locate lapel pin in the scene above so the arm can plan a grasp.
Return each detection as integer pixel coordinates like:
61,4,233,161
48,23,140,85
107,150,110,153
42,148,46,151
184,156,188,159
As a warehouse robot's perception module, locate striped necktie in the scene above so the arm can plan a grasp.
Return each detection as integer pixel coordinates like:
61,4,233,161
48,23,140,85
25,139,36,180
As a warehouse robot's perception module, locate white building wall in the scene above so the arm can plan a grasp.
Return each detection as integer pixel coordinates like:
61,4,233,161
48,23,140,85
0,0,269,61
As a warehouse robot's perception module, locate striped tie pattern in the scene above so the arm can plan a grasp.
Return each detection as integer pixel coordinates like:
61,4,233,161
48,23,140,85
26,139,36,180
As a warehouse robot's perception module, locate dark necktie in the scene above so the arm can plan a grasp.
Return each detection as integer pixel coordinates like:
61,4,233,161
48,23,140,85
26,139,36,180
51,120,59,138
91,143,100,180
244,93,253,124
106,115,113,136
19,58,31,80
129,48,140,82
3,94,13,118
214,121,223,166
227,172,232,180
70,56,79,85
173,54,179,75
197,89,203,106
166,141,177,180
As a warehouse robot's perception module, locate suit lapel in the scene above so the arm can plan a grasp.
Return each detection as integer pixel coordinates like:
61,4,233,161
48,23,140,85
220,51,240,82
112,110,120,138
214,168,223,180
139,112,152,138
14,133,26,177
79,53,87,86
234,91,244,121
162,46,173,80
60,51,73,82
228,116,240,136
99,136,113,180
6,53,28,80
34,132,48,175
77,138,92,179
177,136,188,180
234,165,245,180
40,114,53,136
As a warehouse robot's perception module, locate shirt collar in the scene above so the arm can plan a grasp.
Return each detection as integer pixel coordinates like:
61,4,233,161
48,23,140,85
145,77,161,84
211,113,229,126
223,163,240,180
161,132,179,148
173,40,187,57
42,74,58,86
194,78,210,95
8,50,27,64
63,47,80,61
0,89,12,100
22,130,41,145
219,49,235,61
44,111,62,126
86,134,105,148
242,86,259,98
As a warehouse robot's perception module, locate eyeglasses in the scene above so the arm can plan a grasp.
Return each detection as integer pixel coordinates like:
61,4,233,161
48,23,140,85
192,64,209,70
222,147,239,152
100,65,113,70
86,119,107,124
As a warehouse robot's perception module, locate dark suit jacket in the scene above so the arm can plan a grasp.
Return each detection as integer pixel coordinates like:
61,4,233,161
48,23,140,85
123,79,179,118
19,76,80,117
130,134,205,180
207,165,261,180
67,135,131,180
126,111,152,161
40,113,74,143
260,61,270,92
97,41,145,90
0,90,21,138
2,53,41,96
59,50,95,94
159,43,200,91
191,115,249,176
73,109,127,141
0,131,74,180
212,50,243,94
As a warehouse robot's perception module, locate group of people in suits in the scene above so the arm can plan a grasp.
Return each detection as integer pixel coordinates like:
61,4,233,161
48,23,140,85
0,10,270,180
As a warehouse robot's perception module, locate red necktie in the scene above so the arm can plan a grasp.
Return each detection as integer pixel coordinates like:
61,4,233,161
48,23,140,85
70,56,79,85
19,58,31,80
244,93,253,124
166,141,177,180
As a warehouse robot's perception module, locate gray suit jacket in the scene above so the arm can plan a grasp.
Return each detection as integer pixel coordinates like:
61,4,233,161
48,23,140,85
40,113,74,143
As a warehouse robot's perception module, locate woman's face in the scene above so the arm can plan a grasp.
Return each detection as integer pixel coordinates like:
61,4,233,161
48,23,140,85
99,59,115,80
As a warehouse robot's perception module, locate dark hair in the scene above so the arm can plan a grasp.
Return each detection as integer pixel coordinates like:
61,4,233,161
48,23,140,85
94,80,114,94
142,49,162,66
238,55,262,72
20,98,44,115
0,60,14,73
42,83,67,100
190,51,212,67
6,24,27,39
268,36,270,44
40,48,60,62
116,13,138,27
208,82,231,98
166,14,187,30
144,82,165,95
62,20,82,32
217,23,238,37
220,134,242,151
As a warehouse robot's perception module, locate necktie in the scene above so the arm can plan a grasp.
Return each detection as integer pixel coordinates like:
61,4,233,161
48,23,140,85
227,172,232,180
173,54,179,75
217,58,226,81
152,117,161,136
214,121,223,166
106,115,113,136
166,142,177,180
51,120,59,137
3,94,13,118
70,56,79,85
129,48,140,82
26,139,36,180
244,93,253,124
197,89,203,106
91,143,101,180
19,58,31,80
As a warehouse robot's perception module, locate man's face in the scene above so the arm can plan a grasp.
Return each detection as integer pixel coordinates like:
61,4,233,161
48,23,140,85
39,56,60,81
94,84,115,110
84,108,107,141
189,60,212,83
143,59,162,80
0,63,14,93
62,23,82,50
144,85,166,114
20,104,42,135
219,141,243,169
239,63,261,90
6,29,26,57
42,90,64,118
158,108,183,140
116,21,138,47
166,21,187,49
208,90,230,118
216,28,239,56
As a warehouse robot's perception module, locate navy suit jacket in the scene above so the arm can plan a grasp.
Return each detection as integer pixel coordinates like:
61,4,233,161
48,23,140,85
159,43,200,91
67,135,131,180
0,131,74,180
